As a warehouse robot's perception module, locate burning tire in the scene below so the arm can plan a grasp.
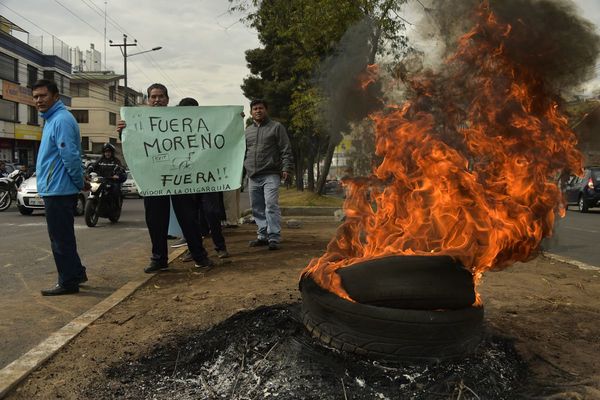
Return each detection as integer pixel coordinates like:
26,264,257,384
337,255,476,310
300,256,484,362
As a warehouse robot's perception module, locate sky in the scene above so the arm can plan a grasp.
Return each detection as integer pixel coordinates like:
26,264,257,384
1,0,600,110
0,0,260,110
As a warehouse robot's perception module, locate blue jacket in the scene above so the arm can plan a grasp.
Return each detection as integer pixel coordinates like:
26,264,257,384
36,100,84,196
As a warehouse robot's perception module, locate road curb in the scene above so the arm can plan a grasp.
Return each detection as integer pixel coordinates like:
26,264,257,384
0,247,188,399
543,252,600,272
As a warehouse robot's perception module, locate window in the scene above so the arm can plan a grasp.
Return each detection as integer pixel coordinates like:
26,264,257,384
28,106,38,125
0,98,17,121
109,86,116,101
27,65,38,87
81,136,89,151
71,110,89,123
71,83,89,97
56,74,65,93
43,71,65,92
109,112,116,125
0,52,17,82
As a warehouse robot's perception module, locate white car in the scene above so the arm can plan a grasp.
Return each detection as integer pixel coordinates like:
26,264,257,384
121,170,140,198
16,173,87,215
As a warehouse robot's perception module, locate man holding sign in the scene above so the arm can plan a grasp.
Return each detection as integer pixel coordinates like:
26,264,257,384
117,83,215,273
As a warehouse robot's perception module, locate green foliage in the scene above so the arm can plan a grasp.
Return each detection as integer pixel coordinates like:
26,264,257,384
231,0,410,189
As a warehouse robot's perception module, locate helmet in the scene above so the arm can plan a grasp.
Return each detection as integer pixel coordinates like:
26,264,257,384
102,143,116,153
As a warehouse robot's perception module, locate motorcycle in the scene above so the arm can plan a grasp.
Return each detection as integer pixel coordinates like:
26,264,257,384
84,167,125,227
0,169,24,212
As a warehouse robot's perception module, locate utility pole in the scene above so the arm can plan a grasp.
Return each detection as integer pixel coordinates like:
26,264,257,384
103,0,107,70
109,34,137,106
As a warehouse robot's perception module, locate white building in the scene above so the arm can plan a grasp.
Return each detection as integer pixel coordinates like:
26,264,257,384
70,70,142,154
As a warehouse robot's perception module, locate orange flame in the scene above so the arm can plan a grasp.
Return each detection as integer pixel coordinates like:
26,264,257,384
358,64,379,90
302,3,583,301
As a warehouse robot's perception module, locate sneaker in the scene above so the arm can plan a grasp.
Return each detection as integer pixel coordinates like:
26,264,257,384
194,258,214,271
268,241,280,251
144,261,168,273
170,238,188,248
217,249,230,259
179,250,193,262
249,238,269,247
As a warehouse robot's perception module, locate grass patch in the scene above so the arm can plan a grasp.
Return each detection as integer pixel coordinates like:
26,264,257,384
279,188,344,207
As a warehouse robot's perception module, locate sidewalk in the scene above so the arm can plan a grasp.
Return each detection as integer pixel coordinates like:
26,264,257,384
3,215,600,399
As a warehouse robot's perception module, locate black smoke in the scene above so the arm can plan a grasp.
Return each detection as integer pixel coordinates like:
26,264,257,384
430,0,600,92
318,18,384,139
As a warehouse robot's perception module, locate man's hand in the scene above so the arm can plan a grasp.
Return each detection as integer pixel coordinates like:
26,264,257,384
117,120,127,134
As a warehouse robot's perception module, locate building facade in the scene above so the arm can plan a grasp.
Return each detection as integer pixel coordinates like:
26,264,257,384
70,71,142,155
0,17,71,166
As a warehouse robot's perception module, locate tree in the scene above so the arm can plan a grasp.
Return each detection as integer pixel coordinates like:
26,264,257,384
231,0,410,193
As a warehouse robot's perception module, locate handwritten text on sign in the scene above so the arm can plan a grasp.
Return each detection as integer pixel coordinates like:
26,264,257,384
121,106,245,196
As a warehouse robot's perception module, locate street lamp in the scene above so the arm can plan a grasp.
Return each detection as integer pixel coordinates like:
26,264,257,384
109,34,162,106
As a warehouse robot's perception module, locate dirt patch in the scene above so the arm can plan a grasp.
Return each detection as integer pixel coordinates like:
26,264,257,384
6,220,600,399
86,305,525,399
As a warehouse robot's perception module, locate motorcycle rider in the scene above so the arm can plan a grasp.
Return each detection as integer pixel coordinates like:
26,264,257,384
87,143,126,201
0,161,8,177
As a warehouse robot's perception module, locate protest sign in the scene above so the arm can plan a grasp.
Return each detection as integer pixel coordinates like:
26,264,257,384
121,106,245,196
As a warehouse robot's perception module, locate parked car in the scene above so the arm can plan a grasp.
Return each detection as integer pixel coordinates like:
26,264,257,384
324,180,344,197
16,173,87,215
121,170,140,198
565,166,600,212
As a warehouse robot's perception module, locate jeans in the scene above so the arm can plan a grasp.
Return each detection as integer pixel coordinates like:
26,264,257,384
144,194,208,265
43,195,86,289
248,174,281,243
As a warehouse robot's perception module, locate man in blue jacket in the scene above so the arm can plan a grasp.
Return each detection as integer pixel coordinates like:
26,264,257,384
33,79,88,296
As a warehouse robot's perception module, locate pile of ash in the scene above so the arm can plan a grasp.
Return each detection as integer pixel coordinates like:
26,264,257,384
86,304,528,399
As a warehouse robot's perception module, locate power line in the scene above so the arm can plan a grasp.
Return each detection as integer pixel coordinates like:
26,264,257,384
78,0,105,19
0,3,56,38
135,46,182,99
1,3,173,98
71,1,179,96
53,0,104,37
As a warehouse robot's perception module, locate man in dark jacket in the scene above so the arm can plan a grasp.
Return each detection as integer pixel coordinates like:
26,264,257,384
33,79,88,296
88,143,126,200
244,99,293,250
0,161,8,177
117,84,214,273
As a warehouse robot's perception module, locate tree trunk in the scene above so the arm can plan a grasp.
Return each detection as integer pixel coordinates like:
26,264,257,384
315,141,321,190
316,138,337,195
294,147,304,191
307,151,315,192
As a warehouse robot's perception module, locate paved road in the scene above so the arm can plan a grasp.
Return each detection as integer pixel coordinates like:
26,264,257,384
0,198,152,369
545,208,600,267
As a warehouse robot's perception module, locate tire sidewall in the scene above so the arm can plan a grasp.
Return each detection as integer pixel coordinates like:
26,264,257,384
301,277,484,362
